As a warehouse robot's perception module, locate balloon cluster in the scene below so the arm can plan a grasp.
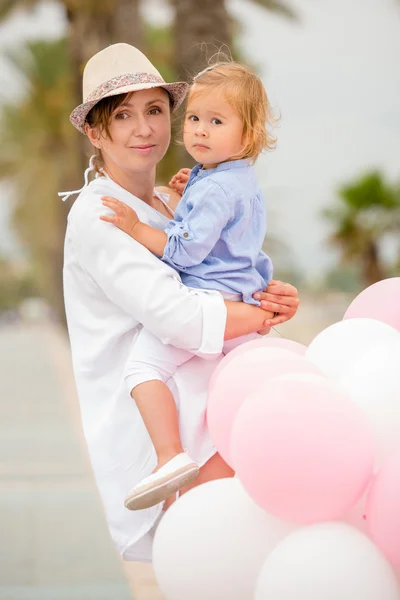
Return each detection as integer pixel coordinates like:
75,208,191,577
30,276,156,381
153,277,400,600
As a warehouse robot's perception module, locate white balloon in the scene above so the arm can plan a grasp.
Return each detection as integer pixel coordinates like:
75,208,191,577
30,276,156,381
255,522,400,600
153,478,296,600
306,318,400,379
338,339,400,465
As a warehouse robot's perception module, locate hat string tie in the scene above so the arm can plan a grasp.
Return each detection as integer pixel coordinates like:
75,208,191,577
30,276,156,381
58,155,96,202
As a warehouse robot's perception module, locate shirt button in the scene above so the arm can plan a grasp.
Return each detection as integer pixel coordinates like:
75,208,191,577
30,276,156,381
183,232,189,238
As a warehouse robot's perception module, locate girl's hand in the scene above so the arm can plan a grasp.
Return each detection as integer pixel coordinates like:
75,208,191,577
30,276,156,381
168,168,192,195
100,196,140,237
253,280,300,326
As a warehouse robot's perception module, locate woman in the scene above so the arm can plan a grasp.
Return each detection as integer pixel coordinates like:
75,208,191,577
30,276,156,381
63,42,299,562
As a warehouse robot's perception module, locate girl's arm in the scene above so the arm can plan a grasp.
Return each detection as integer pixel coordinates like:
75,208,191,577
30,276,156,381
100,196,167,256
101,177,233,269
82,191,274,359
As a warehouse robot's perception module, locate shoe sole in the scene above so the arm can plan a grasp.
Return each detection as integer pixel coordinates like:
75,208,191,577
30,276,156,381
124,464,200,511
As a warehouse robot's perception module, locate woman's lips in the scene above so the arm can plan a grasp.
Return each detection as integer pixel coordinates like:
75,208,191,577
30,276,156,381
130,145,156,154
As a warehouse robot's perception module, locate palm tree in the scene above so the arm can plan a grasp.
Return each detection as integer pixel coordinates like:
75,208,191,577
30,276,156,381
325,171,400,286
171,0,296,79
0,0,142,169
0,0,295,319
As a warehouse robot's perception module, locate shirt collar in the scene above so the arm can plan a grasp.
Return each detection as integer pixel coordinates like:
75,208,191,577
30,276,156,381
191,159,250,180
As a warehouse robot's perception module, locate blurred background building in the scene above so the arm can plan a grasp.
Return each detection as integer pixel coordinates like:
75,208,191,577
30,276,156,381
0,0,399,598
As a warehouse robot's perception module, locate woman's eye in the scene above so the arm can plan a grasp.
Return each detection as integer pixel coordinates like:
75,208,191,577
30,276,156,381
211,118,222,125
149,107,161,115
115,112,128,120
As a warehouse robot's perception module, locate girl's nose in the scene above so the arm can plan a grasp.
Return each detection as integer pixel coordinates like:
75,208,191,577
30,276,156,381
195,124,208,137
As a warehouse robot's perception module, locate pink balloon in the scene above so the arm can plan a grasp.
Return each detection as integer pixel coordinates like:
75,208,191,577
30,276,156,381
207,348,323,467
344,277,400,333
210,337,307,387
231,374,375,524
366,452,400,569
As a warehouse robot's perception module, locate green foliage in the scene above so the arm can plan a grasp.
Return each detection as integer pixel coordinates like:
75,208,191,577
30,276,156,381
0,258,37,312
324,171,400,285
0,39,80,320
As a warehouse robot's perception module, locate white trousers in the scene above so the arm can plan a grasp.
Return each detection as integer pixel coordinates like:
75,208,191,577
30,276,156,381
123,292,260,395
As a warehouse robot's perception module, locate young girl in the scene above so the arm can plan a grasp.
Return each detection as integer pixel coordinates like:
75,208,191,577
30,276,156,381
100,62,276,511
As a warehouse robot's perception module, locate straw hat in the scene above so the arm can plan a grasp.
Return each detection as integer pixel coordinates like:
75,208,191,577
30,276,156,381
70,43,189,134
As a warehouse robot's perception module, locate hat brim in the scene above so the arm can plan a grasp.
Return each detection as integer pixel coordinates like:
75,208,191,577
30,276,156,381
70,80,189,134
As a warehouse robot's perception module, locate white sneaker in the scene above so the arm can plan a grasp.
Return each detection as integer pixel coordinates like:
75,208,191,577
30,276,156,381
124,453,199,511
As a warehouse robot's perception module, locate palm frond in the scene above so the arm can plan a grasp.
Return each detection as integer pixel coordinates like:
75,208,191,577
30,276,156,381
0,0,39,20
248,0,297,21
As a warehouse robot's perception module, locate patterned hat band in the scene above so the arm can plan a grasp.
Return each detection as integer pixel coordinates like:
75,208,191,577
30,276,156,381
70,72,189,134
85,72,165,104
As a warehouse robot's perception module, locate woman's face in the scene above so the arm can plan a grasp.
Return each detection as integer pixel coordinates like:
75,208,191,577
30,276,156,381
90,88,171,175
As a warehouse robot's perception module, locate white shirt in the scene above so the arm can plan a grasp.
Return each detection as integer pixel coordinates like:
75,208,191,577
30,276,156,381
63,175,227,561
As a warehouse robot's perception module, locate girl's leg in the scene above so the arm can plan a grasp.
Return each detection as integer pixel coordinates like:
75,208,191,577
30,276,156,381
124,329,199,510
132,380,184,469
163,452,234,511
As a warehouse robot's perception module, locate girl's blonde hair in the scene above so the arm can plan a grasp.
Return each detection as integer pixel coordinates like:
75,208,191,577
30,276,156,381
190,62,277,162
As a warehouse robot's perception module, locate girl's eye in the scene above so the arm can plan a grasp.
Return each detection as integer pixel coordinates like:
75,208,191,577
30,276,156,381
149,107,162,115
188,115,199,122
211,118,222,125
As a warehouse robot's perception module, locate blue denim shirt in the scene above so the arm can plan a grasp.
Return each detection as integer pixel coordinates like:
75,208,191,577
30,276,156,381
162,159,273,305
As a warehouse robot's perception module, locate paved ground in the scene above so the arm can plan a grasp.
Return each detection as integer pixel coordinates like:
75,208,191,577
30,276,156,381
0,323,166,600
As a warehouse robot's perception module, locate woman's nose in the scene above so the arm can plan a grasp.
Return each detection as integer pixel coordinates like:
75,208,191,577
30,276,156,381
133,116,152,137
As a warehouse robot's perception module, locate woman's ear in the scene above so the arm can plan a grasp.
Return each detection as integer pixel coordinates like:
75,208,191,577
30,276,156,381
85,124,102,149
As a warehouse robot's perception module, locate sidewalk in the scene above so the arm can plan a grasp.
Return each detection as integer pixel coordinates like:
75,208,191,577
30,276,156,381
0,324,164,599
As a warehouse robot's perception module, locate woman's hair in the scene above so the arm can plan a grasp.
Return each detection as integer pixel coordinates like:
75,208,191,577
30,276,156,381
85,92,133,175
190,62,278,162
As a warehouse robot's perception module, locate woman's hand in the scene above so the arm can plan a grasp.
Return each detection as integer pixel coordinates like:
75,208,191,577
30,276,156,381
253,280,300,327
168,168,192,195
100,196,140,237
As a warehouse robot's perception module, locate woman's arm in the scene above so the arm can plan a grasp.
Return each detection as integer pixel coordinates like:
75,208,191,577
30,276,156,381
224,300,274,340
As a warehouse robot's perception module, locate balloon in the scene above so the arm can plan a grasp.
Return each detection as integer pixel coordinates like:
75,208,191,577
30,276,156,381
306,318,399,378
344,277,400,333
152,478,297,600
366,452,400,569
210,337,307,386
255,522,400,600
342,492,369,534
231,374,374,523
207,348,322,466
338,339,400,464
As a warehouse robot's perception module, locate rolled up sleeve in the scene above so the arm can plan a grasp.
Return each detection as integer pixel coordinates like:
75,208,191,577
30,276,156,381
74,193,226,358
162,178,233,270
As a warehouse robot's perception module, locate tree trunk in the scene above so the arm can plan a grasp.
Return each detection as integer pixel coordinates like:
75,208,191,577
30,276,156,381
65,0,143,174
362,240,386,286
54,1,143,326
171,0,233,80
112,0,142,47
170,0,233,167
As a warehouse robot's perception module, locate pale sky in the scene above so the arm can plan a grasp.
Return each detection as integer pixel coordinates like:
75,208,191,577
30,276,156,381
0,0,399,280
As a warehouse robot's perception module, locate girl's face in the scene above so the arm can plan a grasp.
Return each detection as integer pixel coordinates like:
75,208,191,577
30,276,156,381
183,86,245,169
88,88,171,175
